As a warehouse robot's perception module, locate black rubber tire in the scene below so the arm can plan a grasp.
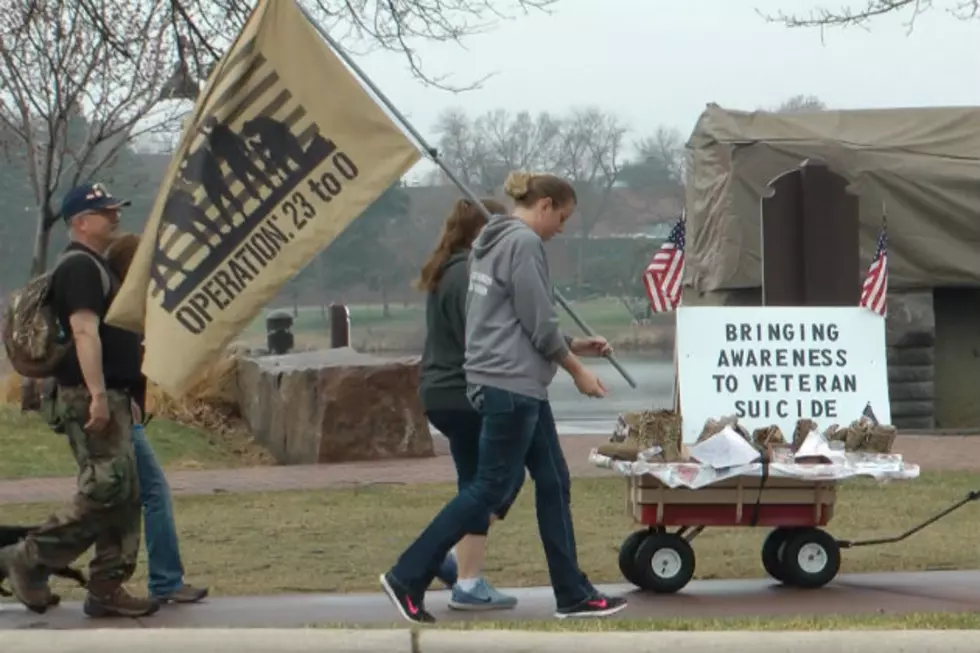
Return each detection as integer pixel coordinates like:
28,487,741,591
893,415,935,430
634,533,696,594
761,528,797,583
887,347,934,367
891,331,935,348
888,381,935,402
618,530,649,588
887,366,933,384
890,400,935,419
780,528,841,589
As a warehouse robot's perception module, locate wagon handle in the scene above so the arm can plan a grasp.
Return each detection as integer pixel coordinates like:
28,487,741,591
836,490,980,549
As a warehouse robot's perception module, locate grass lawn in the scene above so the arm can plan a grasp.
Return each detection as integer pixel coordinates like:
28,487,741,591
315,612,980,631
0,405,250,479
1,471,977,600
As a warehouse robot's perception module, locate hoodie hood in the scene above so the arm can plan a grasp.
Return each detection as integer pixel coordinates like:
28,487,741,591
472,214,530,260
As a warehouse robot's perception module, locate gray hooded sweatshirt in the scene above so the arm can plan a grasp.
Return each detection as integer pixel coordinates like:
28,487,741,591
464,215,571,400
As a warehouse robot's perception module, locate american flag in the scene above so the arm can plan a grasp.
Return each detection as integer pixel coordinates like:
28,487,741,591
643,214,685,313
859,217,888,317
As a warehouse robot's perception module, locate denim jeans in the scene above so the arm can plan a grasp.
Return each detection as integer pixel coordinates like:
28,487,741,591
426,409,524,535
391,386,593,608
131,424,185,597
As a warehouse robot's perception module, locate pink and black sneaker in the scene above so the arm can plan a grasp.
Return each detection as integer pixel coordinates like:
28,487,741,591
555,592,628,619
380,572,435,625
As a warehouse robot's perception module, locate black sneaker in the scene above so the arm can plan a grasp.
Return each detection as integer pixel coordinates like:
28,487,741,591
555,593,628,619
379,572,435,625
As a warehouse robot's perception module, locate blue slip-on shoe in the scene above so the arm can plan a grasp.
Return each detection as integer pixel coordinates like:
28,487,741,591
448,578,518,611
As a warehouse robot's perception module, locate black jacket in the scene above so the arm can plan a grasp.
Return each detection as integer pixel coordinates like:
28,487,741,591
418,250,473,412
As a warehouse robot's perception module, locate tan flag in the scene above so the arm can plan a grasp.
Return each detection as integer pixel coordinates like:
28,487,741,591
106,0,420,396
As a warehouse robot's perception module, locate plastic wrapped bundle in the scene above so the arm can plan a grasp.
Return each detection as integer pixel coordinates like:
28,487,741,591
839,419,898,453
697,414,751,443
597,410,683,462
792,419,818,451
752,425,786,452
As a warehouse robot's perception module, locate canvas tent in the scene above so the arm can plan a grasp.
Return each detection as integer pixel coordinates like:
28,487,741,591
685,102,980,293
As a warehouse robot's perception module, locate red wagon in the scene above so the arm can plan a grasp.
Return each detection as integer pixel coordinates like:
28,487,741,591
617,472,842,593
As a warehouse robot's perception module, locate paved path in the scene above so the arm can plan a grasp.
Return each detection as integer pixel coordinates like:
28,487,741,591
2,434,978,505
6,630,980,653
3,570,980,629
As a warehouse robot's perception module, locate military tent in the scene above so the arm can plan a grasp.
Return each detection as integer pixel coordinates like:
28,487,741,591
685,102,980,293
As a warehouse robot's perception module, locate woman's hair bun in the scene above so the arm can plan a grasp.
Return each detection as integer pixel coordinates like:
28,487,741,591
503,171,533,200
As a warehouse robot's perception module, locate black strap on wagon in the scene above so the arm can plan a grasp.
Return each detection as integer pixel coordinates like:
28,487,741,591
749,452,771,527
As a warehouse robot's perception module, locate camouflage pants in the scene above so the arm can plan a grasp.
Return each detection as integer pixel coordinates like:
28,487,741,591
19,387,142,593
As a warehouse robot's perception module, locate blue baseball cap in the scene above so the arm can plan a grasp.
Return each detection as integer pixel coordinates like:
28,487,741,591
60,182,131,222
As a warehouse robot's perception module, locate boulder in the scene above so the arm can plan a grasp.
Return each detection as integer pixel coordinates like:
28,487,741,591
235,346,434,464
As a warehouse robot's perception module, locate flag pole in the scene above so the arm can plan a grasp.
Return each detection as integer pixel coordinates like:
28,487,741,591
298,5,637,389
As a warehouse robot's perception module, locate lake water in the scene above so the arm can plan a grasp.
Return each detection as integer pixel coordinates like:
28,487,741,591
547,354,675,434
392,350,676,437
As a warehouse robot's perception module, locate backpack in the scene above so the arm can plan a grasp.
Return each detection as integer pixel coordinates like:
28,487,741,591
2,250,111,379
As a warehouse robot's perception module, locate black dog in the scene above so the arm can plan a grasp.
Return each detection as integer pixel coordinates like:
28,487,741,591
0,526,88,607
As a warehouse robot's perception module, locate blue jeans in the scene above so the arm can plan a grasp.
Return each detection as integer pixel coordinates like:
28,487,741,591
426,409,524,535
391,387,593,608
131,424,185,597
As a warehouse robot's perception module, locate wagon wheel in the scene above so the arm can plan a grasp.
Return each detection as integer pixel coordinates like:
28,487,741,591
634,533,696,594
760,527,799,583
780,528,841,589
618,530,650,588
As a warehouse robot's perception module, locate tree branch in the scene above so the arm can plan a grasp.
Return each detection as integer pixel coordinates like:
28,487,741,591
67,0,557,92
758,0,980,36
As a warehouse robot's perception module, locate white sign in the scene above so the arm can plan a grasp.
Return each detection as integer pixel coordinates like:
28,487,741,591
675,306,890,443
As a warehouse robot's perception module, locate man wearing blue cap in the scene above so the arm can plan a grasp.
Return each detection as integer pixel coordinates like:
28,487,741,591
0,182,202,617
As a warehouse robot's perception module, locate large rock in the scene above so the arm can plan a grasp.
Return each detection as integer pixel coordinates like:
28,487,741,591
235,347,434,464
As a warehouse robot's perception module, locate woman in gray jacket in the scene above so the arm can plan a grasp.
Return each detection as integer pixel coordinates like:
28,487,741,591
381,172,627,624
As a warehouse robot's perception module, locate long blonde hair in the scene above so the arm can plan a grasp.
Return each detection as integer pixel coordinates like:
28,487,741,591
415,197,506,292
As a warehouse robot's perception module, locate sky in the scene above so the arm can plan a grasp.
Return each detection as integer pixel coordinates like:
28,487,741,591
335,0,980,183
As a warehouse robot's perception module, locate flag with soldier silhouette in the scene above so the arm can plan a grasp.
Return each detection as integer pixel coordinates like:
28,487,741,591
106,0,420,395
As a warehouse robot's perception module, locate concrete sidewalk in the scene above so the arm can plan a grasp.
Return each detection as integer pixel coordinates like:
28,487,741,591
2,629,979,652
4,571,980,630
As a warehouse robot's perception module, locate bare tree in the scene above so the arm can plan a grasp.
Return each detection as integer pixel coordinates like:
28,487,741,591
760,0,979,33
431,106,628,266
73,0,558,92
554,107,628,285
775,94,828,113
479,109,564,181
556,108,628,233
631,126,686,197
432,108,562,193
431,108,497,193
0,0,185,278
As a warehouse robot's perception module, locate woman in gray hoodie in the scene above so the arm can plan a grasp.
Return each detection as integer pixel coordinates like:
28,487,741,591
381,172,627,624
415,197,521,611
